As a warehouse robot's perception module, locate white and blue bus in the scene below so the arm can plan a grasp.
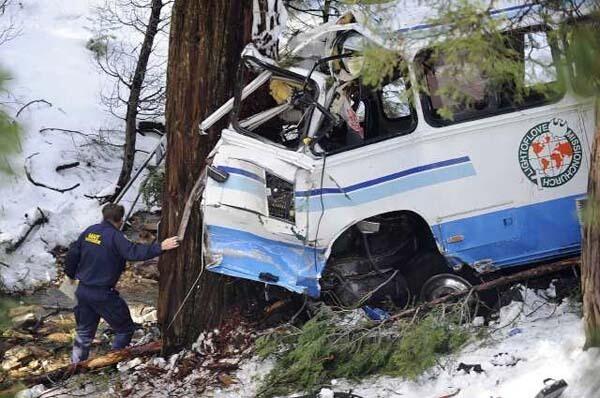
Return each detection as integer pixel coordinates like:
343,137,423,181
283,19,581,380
200,2,596,307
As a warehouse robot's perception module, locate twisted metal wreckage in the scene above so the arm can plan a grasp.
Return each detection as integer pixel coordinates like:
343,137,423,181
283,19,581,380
120,3,596,309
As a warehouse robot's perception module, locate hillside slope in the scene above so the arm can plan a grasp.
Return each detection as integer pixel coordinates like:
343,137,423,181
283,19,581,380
0,0,159,291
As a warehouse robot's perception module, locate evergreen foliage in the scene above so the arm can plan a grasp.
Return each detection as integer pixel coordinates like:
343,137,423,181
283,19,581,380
256,306,470,397
360,45,402,88
0,69,21,174
562,11,600,97
140,166,164,208
356,0,597,120
386,313,468,379
86,34,114,59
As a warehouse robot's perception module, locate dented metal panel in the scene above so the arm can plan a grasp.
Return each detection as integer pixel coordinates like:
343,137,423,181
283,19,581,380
205,223,325,296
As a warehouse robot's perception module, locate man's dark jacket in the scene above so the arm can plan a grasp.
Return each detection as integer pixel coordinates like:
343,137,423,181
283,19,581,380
65,221,161,288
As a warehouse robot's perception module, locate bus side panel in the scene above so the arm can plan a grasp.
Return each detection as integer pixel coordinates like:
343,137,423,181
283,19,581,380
436,193,584,268
300,99,589,271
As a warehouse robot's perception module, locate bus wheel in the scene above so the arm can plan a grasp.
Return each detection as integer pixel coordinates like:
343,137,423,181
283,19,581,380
402,251,452,298
419,273,472,302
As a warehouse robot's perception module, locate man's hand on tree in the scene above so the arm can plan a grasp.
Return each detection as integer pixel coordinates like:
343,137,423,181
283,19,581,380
161,236,180,251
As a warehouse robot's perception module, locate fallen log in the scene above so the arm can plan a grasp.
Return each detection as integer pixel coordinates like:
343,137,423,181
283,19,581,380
20,341,161,386
5,208,49,254
55,161,80,172
388,257,580,322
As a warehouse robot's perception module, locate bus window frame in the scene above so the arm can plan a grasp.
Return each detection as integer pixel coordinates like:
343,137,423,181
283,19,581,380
415,24,566,128
564,16,599,98
320,67,419,156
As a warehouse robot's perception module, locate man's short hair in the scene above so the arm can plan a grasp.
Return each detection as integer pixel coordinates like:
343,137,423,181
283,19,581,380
102,203,125,223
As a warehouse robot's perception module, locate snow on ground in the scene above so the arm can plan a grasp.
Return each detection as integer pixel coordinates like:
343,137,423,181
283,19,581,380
14,287,599,398
211,287,600,398
0,0,161,291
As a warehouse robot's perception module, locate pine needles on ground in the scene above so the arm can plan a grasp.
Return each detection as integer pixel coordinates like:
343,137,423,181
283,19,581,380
255,305,470,398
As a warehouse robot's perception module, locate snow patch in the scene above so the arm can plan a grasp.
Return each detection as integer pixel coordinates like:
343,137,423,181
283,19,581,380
212,287,599,398
0,0,162,291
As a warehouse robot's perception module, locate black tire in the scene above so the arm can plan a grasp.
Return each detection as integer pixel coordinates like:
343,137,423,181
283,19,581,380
419,273,472,302
402,251,497,312
402,251,452,298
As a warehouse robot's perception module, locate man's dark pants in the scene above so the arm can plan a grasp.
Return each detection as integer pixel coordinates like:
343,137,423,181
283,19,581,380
72,284,135,363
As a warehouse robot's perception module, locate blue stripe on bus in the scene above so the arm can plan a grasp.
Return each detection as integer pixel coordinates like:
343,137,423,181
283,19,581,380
296,156,471,198
217,166,265,183
297,162,476,211
433,193,584,268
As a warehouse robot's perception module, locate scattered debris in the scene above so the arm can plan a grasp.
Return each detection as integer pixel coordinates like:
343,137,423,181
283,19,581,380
491,352,521,367
117,357,143,373
437,389,461,398
508,327,523,337
362,305,390,321
457,362,484,374
534,379,568,398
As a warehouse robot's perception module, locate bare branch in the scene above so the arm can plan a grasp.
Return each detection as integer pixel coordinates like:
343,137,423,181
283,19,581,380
24,153,80,193
15,99,52,118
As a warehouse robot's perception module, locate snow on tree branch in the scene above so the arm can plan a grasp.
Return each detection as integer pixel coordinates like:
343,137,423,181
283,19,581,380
253,0,288,58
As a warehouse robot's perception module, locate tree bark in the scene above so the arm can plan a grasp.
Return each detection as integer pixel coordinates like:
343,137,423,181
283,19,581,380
582,99,600,349
157,0,255,353
114,0,163,198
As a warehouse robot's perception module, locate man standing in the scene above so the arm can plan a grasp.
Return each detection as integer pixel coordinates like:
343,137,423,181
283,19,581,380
65,203,180,363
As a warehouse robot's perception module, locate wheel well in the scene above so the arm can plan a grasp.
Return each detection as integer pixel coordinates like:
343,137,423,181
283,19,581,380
328,210,440,260
320,210,445,307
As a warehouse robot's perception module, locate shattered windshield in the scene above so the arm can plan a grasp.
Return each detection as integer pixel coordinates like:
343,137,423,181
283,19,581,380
231,57,319,150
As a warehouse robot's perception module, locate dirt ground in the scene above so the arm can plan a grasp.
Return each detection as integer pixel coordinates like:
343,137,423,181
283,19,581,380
0,212,163,389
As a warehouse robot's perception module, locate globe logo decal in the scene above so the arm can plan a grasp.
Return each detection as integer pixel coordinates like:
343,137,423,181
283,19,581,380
518,118,583,188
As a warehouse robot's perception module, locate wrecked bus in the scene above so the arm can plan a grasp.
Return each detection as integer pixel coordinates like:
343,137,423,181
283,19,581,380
200,7,596,308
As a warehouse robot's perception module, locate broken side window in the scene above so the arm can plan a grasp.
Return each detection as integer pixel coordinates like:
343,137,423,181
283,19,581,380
380,77,412,119
318,61,417,154
231,57,319,150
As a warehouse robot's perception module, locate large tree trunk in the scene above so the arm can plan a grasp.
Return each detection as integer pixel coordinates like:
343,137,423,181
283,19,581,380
157,0,254,353
114,0,163,198
582,99,600,349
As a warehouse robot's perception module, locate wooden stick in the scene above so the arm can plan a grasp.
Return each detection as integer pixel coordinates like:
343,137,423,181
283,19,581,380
388,257,580,322
20,341,162,386
5,207,49,254
176,167,207,240
55,162,80,172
